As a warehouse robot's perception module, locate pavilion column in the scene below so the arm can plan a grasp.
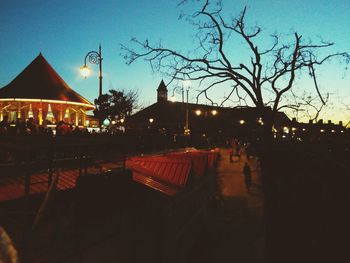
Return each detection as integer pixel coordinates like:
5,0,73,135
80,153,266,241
38,102,43,125
75,109,79,126
0,103,3,121
59,104,63,121
82,110,86,127
68,109,71,124
17,102,21,119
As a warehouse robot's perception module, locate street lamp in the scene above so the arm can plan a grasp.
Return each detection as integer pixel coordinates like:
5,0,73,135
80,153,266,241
183,80,191,136
171,80,191,135
80,44,103,98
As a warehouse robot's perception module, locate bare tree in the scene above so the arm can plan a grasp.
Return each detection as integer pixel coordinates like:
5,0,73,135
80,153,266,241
287,91,330,123
122,0,349,133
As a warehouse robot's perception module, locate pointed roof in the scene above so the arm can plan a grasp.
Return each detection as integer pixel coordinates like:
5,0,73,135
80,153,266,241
0,53,93,106
157,80,167,92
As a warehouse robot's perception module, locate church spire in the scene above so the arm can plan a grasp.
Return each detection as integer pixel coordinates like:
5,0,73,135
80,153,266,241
157,80,168,103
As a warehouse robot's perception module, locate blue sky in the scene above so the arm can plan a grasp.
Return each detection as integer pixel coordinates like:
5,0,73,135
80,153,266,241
0,0,349,122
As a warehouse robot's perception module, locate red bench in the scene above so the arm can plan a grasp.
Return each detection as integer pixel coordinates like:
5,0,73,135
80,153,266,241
126,157,192,196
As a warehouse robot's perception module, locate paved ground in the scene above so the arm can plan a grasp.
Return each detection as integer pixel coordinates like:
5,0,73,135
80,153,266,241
187,147,265,263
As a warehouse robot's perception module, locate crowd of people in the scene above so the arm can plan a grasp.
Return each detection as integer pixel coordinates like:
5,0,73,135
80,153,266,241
0,117,91,136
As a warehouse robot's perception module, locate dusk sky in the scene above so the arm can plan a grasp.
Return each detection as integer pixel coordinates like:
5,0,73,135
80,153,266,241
0,0,349,123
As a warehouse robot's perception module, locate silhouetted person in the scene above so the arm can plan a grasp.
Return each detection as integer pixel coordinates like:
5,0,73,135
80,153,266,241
243,162,252,192
0,116,9,135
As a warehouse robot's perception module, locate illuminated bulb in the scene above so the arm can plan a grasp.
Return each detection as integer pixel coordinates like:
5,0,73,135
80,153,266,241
195,110,202,116
211,110,218,116
239,120,245,125
103,119,110,126
149,118,154,123
80,65,91,78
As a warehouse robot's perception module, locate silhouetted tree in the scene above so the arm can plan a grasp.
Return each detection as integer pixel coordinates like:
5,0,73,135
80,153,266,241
122,0,349,140
94,89,138,125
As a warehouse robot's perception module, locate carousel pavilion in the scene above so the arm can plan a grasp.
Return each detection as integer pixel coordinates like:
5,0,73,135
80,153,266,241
0,54,95,126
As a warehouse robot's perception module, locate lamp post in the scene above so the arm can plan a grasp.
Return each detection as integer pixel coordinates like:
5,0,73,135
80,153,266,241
80,44,103,98
183,80,191,135
171,80,191,135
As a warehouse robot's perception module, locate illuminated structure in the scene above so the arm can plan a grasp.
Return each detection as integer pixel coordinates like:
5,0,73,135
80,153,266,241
128,80,291,139
0,54,95,126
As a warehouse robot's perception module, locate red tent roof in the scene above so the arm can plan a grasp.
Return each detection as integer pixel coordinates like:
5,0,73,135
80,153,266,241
0,53,93,106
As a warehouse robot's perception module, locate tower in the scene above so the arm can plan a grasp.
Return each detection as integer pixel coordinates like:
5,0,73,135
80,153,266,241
157,80,168,103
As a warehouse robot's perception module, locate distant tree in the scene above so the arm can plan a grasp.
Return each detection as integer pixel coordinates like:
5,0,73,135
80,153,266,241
94,89,138,125
122,0,349,140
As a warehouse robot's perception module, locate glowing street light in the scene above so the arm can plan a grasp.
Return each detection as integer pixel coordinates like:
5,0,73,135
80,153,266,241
80,44,103,98
80,65,91,78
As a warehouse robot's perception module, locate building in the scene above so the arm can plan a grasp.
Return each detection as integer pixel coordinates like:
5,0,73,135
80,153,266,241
0,54,95,127
128,80,291,140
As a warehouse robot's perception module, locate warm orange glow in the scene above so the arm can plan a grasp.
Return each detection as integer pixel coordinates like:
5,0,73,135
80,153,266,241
320,129,325,133
149,118,154,123
38,108,43,125
195,109,202,116
46,104,55,121
28,104,34,118
120,118,125,123
80,65,91,78
64,108,69,119
331,129,335,133
239,120,245,125
0,98,95,109
211,110,218,116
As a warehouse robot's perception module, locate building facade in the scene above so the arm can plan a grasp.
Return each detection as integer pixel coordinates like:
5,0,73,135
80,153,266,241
128,80,291,141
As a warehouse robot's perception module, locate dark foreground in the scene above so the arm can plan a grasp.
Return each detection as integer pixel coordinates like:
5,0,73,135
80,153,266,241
1,139,350,263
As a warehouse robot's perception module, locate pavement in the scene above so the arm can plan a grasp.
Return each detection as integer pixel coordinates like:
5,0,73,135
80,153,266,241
187,147,265,263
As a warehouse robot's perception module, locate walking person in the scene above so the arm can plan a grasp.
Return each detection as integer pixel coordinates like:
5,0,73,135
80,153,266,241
243,162,252,192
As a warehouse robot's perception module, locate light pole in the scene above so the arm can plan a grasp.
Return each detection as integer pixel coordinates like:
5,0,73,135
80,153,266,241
183,80,191,135
80,44,103,98
170,81,191,135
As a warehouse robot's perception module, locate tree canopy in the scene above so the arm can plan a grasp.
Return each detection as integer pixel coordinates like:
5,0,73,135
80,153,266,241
93,89,138,124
